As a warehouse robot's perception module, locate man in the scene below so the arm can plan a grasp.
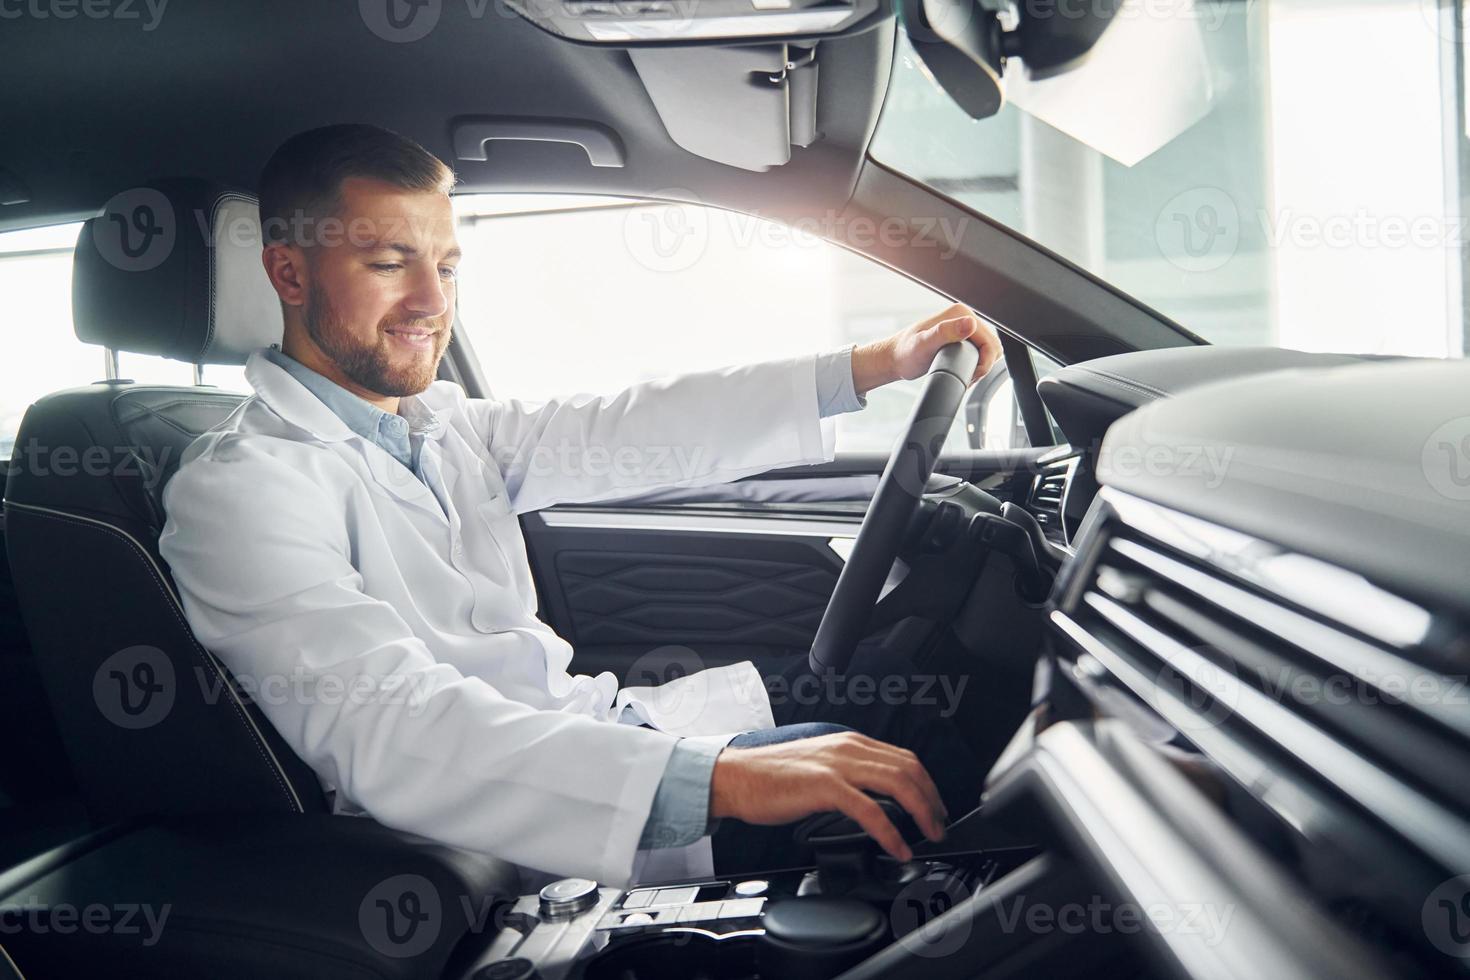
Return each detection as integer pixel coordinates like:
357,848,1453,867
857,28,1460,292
159,124,1001,887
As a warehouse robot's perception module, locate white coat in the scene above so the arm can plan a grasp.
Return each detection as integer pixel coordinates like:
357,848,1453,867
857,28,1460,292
158,348,837,887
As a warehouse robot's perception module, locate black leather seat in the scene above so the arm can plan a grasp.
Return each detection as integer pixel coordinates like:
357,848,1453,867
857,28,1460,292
2,180,327,823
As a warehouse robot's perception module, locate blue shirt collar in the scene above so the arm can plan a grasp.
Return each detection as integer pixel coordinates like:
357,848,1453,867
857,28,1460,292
262,347,439,470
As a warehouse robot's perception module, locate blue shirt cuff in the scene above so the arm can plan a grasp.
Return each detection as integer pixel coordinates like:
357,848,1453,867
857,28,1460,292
637,737,724,850
815,346,867,418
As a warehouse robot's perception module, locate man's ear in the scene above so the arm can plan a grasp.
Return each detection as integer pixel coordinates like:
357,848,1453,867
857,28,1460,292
262,243,308,308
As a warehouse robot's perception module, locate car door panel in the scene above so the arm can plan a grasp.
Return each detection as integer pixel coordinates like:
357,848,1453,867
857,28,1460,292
521,449,1049,682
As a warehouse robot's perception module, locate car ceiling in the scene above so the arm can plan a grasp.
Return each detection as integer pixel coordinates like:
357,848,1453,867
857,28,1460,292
1,5,1203,364
0,3,895,233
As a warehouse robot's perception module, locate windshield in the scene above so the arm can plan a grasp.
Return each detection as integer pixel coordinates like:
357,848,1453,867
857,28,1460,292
871,0,1467,357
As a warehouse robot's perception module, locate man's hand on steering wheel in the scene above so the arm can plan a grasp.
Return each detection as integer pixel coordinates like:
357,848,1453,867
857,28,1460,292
851,303,1002,394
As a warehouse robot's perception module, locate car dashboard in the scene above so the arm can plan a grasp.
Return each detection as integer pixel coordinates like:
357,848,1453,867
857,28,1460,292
1019,349,1470,978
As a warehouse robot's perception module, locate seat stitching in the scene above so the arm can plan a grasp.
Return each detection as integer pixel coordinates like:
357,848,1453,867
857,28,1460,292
9,505,304,813
200,195,223,363
1090,370,1170,398
117,397,243,415
1073,369,1169,403
199,192,255,363
1077,367,1172,399
114,400,240,439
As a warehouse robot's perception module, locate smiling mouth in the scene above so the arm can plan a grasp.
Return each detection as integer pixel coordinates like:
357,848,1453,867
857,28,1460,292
384,326,438,350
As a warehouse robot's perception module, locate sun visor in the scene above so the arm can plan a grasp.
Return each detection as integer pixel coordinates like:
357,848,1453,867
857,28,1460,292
630,43,821,171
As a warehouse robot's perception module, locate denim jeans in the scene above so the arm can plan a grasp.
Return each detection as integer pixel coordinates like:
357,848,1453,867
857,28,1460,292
726,721,852,749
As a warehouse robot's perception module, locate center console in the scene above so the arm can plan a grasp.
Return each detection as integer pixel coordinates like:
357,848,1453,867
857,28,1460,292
461,806,1038,980
1,808,1085,980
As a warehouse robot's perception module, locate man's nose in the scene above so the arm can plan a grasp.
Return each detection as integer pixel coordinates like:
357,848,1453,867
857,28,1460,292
403,265,451,319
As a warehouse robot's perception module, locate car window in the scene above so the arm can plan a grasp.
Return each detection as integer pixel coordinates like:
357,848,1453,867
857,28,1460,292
1,202,1040,463
871,6,1467,358
0,223,250,460
451,195,1037,453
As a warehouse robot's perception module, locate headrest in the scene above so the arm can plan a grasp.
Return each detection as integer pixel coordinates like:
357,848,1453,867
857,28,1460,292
72,178,284,365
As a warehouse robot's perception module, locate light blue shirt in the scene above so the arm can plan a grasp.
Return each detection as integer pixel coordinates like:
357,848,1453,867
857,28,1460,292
263,347,441,476
263,344,868,850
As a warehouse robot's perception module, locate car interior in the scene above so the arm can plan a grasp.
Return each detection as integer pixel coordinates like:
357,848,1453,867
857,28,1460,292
1,2,1468,979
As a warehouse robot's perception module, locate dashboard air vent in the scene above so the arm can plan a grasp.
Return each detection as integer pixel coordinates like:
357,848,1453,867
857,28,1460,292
1028,457,1074,546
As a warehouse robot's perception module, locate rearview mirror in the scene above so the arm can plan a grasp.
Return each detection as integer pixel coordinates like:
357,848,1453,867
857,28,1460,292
901,0,1122,120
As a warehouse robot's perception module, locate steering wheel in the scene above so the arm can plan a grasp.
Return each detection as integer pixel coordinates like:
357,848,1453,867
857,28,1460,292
809,341,980,674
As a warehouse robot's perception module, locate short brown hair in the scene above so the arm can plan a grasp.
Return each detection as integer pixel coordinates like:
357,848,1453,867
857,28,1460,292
257,123,455,245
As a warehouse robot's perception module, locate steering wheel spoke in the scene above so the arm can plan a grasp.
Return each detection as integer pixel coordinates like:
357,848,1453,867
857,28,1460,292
810,342,989,673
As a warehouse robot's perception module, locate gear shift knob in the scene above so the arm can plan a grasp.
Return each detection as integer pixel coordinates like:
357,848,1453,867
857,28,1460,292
793,798,924,898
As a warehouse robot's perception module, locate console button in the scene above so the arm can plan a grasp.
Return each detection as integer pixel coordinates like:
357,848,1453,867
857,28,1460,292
677,901,724,923
734,880,769,898
538,878,599,920
651,886,700,907
719,897,767,920
621,889,655,910
473,958,540,980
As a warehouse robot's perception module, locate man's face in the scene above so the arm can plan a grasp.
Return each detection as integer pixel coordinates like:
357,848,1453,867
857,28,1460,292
297,176,460,398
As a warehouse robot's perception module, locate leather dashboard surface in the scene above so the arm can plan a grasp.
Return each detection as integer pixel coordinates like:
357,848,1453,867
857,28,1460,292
1096,357,1470,618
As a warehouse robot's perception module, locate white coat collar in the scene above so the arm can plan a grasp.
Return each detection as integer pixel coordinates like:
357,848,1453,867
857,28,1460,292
244,347,457,522
243,347,448,447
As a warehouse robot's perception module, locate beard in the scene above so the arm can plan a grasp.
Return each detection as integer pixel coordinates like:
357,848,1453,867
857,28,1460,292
303,282,451,398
